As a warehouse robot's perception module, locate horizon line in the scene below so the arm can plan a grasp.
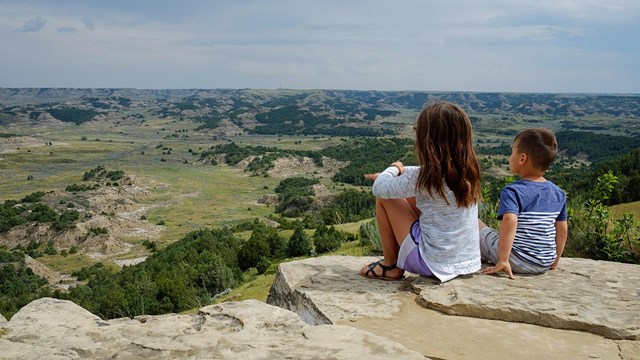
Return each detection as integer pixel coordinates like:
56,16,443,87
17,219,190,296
1,87,639,96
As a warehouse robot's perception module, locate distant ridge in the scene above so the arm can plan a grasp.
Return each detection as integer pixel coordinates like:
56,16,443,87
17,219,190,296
1,88,640,117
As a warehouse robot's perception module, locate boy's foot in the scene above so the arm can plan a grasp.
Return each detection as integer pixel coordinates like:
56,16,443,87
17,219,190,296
359,260,404,281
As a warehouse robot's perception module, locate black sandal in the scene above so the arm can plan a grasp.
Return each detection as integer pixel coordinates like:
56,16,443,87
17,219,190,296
360,260,403,281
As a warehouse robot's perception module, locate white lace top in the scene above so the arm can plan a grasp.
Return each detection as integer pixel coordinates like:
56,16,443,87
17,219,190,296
372,166,481,282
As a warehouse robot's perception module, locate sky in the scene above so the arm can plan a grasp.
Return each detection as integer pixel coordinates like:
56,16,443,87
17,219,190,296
0,0,639,93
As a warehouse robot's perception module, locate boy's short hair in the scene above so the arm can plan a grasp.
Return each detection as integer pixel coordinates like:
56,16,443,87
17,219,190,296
514,128,558,171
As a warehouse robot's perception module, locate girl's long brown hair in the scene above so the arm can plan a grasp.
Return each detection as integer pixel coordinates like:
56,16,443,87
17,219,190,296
414,101,481,207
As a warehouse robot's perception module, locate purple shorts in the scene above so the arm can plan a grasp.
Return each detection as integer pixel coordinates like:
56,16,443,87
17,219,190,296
397,220,434,277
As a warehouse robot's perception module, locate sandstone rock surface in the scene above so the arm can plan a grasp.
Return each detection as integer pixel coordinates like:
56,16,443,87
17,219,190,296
267,256,640,360
0,297,425,360
413,257,640,340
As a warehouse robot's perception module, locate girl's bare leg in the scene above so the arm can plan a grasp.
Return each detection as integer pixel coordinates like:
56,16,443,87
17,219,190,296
376,198,400,265
360,197,418,278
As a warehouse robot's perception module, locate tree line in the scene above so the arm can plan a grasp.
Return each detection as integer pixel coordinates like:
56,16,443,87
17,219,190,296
0,217,353,320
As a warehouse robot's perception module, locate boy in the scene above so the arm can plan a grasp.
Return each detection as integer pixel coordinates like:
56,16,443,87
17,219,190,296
479,128,568,279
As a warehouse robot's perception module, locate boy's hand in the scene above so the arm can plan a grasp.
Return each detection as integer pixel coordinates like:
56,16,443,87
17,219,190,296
482,261,515,279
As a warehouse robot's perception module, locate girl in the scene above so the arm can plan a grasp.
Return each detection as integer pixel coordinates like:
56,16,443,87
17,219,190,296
359,101,482,282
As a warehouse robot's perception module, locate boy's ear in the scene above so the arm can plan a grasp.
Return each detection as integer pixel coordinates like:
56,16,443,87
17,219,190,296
519,152,528,165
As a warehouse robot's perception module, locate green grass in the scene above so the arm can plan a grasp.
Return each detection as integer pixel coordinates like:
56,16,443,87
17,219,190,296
137,164,281,242
214,269,277,304
213,237,370,304
611,201,640,219
37,253,101,274
334,218,371,234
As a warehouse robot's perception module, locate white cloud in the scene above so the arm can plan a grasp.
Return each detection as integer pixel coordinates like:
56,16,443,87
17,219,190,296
0,0,638,92
15,16,47,32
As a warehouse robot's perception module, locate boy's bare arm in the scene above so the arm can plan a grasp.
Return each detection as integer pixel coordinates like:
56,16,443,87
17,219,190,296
482,213,517,279
550,220,568,270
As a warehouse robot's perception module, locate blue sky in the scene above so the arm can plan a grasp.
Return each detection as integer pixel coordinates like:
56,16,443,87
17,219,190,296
0,0,639,93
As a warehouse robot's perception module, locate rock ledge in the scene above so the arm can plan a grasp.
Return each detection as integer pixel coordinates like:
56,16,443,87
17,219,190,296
267,256,640,360
0,297,424,360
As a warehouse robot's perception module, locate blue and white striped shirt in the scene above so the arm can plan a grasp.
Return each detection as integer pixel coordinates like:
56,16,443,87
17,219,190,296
498,180,567,267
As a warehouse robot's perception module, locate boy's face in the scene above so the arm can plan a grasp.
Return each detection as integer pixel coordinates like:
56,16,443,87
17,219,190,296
509,140,522,175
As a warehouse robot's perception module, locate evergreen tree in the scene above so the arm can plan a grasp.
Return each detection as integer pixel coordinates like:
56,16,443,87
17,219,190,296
287,225,312,257
237,235,269,271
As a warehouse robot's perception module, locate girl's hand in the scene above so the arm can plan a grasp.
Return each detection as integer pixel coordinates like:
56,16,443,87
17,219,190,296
364,173,380,181
391,161,404,175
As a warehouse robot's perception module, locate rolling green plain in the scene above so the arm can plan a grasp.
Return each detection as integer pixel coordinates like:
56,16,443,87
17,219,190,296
0,113,379,280
2,89,639,305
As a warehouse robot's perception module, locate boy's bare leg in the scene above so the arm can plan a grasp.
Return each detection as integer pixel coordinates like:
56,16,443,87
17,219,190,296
478,219,487,230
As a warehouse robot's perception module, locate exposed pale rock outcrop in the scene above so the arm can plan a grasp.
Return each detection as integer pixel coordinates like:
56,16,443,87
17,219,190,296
267,256,640,360
0,297,425,360
412,257,640,340
268,256,640,339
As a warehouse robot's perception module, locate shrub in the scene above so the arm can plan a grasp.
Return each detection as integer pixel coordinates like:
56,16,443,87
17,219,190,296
246,220,287,259
275,177,319,194
21,191,46,203
142,240,157,252
0,256,50,318
45,245,57,256
89,227,108,235
320,189,375,225
27,204,57,223
27,249,42,258
66,183,94,192
565,172,640,263
359,220,381,255
237,236,269,271
83,166,106,181
52,211,79,231
106,170,124,181
255,257,271,275
313,225,346,254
